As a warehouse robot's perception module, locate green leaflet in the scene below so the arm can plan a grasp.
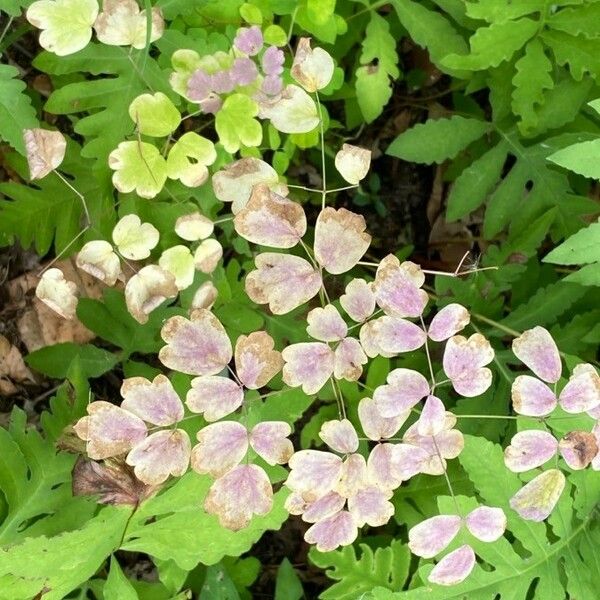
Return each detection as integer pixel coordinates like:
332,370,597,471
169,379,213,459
371,436,600,599
387,116,491,164
544,221,600,264
443,18,538,71
547,138,600,178
120,472,289,569
355,13,400,123
274,558,304,600
26,342,119,379
35,44,175,173
512,39,554,134
309,540,410,599
0,64,37,154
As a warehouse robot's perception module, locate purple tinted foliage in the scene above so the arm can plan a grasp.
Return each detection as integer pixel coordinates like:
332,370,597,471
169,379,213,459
234,26,263,56
188,68,212,101
231,57,259,86
262,74,283,96
211,70,235,94
262,46,284,75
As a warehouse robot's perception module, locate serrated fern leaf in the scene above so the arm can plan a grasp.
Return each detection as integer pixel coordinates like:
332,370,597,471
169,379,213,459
0,408,82,546
387,116,491,164
0,143,109,255
34,44,175,172
542,30,600,80
443,18,538,71
0,506,130,600
372,436,600,599
310,540,410,599
355,14,400,123
0,64,37,155
501,280,586,330
512,39,554,135
121,472,289,569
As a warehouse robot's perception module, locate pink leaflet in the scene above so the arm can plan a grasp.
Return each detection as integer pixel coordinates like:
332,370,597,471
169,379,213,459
262,46,284,76
211,70,234,94
249,421,293,465
358,396,407,441
511,375,557,417
442,334,494,397
282,342,334,394
408,514,462,558
191,421,248,478
204,464,272,530
504,430,558,473
334,453,368,498
286,449,344,500
186,375,244,422
512,326,562,384
188,69,212,101
304,510,358,552
314,207,371,275
403,416,464,476
371,315,427,354
245,252,322,315
465,506,507,542
307,305,347,342
558,431,598,470
348,486,394,527
233,184,307,249
231,57,258,86
373,256,428,318
428,303,470,342
126,429,191,485
340,278,376,323
262,75,283,95
159,309,233,376
74,401,147,460
302,491,346,523
373,368,430,418
319,419,359,454
333,337,367,382
285,491,308,515
509,469,565,521
366,443,405,490
427,544,476,586
235,330,283,389
417,395,447,437
359,320,396,359
234,26,263,56
558,363,600,413
120,374,183,426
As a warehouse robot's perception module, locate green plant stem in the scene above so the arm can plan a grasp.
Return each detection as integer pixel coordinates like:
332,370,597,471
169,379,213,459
315,90,327,210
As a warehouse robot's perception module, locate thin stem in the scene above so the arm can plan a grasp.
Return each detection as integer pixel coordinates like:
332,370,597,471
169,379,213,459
0,16,14,48
54,171,91,226
287,183,321,193
432,436,462,517
213,215,234,225
325,185,359,195
420,315,436,392
355,380,374,393
330,378,343,420
37,227,89,277
356,261,378,268
315,90,327,210
471,313,521,338
347,309,383,332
